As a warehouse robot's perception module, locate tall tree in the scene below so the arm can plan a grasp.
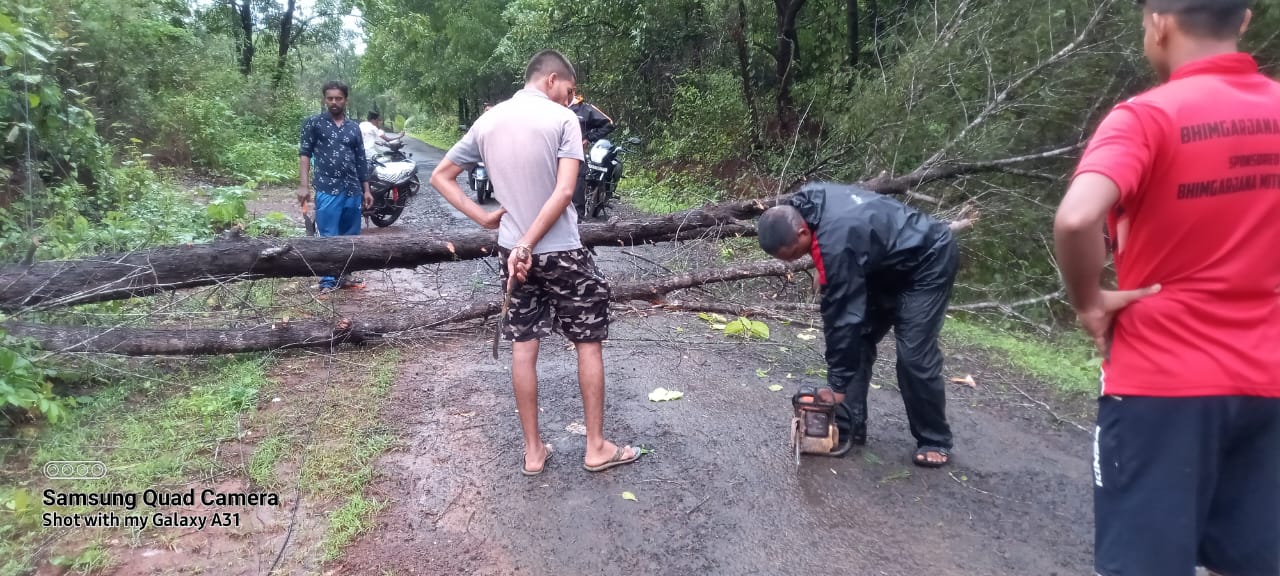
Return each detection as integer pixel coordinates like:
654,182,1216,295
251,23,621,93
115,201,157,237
234,0,254,75
846,0,859,67
733,0,760,146
273,0,297,86
773,0,806,130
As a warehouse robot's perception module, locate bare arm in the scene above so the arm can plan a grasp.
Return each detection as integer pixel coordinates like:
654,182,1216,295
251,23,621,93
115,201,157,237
297,156,311,208
429,157,504,229
297,118,314,208
516,157,579,249
1053,173,1117,312
1053,172,1160,353
501,157,578,284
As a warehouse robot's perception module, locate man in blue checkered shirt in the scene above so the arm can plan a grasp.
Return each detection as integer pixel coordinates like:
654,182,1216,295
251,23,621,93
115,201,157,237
298,80,374,292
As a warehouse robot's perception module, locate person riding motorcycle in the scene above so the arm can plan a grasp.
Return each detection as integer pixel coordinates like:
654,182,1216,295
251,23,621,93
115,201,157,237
570,94,615,216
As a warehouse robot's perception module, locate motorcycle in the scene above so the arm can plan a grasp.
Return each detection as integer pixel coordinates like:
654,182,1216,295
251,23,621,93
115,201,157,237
469,162,494,204
365,138,420,227
576,137,640,220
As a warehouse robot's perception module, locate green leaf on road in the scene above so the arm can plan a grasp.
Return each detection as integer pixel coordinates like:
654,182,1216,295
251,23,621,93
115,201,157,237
725,317,770,340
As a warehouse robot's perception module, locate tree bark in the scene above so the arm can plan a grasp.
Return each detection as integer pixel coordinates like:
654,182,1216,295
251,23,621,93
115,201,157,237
7,260,815,355
866,0,879,61
236,0,254,76
846,0,859,67
0,212,757,311
773,0,807,131
733,0,762,148
273,0,297,87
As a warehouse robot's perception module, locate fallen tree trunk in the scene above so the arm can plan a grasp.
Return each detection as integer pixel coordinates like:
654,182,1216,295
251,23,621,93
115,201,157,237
7,259,814,355
0,211,757,311
0,146,1072,313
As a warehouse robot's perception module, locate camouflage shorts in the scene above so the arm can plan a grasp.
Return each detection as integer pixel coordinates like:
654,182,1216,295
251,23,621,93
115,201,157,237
497,247,611,343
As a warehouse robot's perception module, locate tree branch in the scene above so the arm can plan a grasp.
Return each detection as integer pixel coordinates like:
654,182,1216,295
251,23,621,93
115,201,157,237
948,290,1064,312
914,0,1117,171
6,260,814,355
854,141,1085,195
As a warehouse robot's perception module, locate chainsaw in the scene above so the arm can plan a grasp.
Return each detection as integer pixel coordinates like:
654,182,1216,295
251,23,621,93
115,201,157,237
790,385,841,466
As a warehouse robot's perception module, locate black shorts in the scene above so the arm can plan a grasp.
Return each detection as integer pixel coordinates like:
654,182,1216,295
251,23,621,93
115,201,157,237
497,247,610,343
1094,395,1280,576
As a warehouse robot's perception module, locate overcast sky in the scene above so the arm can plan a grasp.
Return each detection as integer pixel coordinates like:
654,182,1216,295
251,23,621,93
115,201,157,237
299,0,366,53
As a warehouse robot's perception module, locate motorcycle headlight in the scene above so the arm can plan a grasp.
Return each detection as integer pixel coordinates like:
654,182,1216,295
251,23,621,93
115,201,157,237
588,141,611,164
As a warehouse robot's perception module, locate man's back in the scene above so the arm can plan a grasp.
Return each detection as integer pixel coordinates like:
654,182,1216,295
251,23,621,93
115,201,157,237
1075,53,1280,395
791,183,948,283
448,88,584,252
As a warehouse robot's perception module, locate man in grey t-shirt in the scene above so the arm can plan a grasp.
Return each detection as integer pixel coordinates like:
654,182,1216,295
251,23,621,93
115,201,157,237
430,50,641,476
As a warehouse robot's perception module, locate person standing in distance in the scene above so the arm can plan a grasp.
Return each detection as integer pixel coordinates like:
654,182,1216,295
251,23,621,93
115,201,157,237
298,80,374,292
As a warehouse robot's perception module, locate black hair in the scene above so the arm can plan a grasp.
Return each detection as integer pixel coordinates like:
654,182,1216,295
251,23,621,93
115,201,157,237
367,111,380,121
321,80,349,98
757,206,807,256
1137,0,1250,39
524,50,577,83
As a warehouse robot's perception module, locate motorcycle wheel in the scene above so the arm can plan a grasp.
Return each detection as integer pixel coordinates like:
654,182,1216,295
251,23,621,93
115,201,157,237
370,206,404,227
586,183,608,219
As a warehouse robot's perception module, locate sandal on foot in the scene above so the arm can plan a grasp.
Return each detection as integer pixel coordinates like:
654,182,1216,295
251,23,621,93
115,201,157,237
583,445,641,472
913,446,950,468
521,444,553,476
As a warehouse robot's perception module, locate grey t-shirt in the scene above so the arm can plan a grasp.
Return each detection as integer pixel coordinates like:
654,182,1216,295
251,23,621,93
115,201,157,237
445,88,585,253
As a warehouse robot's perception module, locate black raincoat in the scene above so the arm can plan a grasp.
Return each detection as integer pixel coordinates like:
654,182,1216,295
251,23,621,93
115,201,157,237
789,182,957,449
571,101,615,143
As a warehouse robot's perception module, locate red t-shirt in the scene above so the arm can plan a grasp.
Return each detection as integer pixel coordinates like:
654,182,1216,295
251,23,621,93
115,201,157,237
1074,52,1280,397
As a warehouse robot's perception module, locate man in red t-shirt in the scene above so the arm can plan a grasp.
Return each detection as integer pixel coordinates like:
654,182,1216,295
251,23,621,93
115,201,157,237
1054,1,1280,574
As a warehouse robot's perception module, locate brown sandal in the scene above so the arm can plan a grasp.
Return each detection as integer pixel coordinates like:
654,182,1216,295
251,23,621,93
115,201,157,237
583,445,641,472
522,444,553,476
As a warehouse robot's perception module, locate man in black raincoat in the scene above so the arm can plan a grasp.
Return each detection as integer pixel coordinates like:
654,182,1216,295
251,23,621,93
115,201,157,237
757,182,974,467
570,94,615,145
570,94,616,216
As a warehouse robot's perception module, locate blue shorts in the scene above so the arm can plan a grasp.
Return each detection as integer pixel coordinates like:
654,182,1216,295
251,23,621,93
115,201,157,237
314,191,362,288
314,190,362,237
1094,395,1280,575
